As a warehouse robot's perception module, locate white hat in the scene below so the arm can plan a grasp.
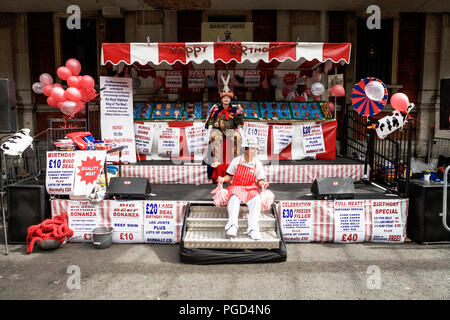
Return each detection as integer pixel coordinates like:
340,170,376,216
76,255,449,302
245,136,259,149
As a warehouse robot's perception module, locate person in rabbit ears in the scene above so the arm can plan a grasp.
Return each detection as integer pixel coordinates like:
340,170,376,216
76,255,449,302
205,73,243,168
217,137,269,240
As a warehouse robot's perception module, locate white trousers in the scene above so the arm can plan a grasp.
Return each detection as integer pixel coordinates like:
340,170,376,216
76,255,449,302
225,194,261,233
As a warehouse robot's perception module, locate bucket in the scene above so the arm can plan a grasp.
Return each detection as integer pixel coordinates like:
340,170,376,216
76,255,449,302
92,227,114,249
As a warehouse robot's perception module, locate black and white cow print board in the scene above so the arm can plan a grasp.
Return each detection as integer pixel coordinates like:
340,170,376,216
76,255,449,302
375,103,414,140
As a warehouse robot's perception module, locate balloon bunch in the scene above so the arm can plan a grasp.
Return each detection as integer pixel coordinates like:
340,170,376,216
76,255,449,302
31,58,98,117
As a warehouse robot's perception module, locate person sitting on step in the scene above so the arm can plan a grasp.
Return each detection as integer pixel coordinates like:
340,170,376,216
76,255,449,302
217,137,269,240
205,74,243,168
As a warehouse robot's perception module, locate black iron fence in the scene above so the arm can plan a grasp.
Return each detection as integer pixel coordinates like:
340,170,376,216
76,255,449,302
342,104,413,196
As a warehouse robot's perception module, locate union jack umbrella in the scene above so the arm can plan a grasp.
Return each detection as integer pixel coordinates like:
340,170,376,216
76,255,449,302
351,77,387,117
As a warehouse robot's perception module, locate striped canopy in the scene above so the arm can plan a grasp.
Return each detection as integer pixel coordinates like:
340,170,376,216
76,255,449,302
101,42,351,73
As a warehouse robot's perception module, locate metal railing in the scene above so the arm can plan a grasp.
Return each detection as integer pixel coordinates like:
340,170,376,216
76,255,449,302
342,104,413,196
427,137,450,164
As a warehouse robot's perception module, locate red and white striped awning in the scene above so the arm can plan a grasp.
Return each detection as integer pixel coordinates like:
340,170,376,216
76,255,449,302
101,42,351,71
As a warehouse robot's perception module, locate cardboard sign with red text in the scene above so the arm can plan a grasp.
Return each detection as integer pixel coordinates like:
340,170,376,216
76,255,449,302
134,122,154,155
143,201,186,244
243,122,269,160
158,127,180,158
371,200,405,242
109,200,144,243
67,201,100,243
278,201,314,242
334,200,366,243
45,151,76,195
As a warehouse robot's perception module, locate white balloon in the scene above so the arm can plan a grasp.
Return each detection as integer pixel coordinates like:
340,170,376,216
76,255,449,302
32,82,44,94
365,80,385,101
311,82,325,96
60,100,77,115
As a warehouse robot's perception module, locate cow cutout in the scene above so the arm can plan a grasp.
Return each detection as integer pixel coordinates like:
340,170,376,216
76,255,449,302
0,128,33,156
375,103,414,139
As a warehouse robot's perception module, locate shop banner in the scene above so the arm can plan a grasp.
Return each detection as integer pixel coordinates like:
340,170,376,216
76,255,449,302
67,201,100,243
272,125,293,155
110,201,144,243
188,70,205,89
143,201,185,244
72,151,107,197
371,200,405,242
244,70,260,88
100,76,137,163
334,200,366,243
134,122,154,155
165,70,182,93
201,22,253,42
244,122,269,160
301,124,325,154
278,201,314,242
158,126,180,158
45,151,76,195
185,123,208,156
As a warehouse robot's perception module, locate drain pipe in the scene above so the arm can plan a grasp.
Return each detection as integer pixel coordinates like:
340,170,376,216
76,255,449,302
441,165,450,232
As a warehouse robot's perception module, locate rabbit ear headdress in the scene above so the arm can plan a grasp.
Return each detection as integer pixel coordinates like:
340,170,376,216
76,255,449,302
219,73,234,98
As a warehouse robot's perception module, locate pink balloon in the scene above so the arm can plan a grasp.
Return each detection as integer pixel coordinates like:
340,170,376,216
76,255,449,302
327,101,335,113
39,73,53,85
53,83,63,88
80,75,95,90
46,96,57,107
65,87,82,101
56,66,72,81
51,86,66,102
60,100,78,115
331,84,346,97
67,76,81,88
390,93,409,113
65,58,81,76
42,84,54,97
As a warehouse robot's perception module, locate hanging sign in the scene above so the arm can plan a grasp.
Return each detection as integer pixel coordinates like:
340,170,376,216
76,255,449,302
188,70,205,90
371,200,405,242
244,122,269,159
272,125,293,155
165,70,182,93
301,123,325,154
278,201,314,242
185,123,208,156
158,127,180,158
45,151,76,195
110,201,144,243
100,76,136,163
244,70,260,88
334,200,366,243
134,122,154,155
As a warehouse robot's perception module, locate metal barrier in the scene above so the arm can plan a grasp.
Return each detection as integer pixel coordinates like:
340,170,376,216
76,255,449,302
342,104,413,196
427,137,450,163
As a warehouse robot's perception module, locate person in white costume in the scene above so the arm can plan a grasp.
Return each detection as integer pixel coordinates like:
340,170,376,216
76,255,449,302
217,137,269,240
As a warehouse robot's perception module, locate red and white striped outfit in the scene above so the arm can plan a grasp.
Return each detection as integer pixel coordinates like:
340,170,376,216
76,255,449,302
226,156,263,203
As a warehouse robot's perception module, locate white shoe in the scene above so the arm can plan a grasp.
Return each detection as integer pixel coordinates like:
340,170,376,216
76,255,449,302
248,229,262,240
226,224,238,238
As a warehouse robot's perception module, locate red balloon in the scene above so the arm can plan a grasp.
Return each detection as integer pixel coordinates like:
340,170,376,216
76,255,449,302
65,87,82,101
47,96,57,107
390,93,409,113
65,58,81,76
327,101,335,113
80,75,95,90
56,66,72,81
331,84,346,97
42,84,54,97
76,101,86,113
67,76,81,88
51,86,66,102
81,88,97,102
53,83,63,88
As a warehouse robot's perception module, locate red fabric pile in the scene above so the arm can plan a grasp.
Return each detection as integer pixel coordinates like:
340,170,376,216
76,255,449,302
26,213,74,254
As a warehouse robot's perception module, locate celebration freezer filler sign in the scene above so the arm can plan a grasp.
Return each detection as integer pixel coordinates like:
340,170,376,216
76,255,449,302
100,76,136,163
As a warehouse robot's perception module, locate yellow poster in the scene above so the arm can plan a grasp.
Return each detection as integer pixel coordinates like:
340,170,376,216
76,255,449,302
201,22,253,42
